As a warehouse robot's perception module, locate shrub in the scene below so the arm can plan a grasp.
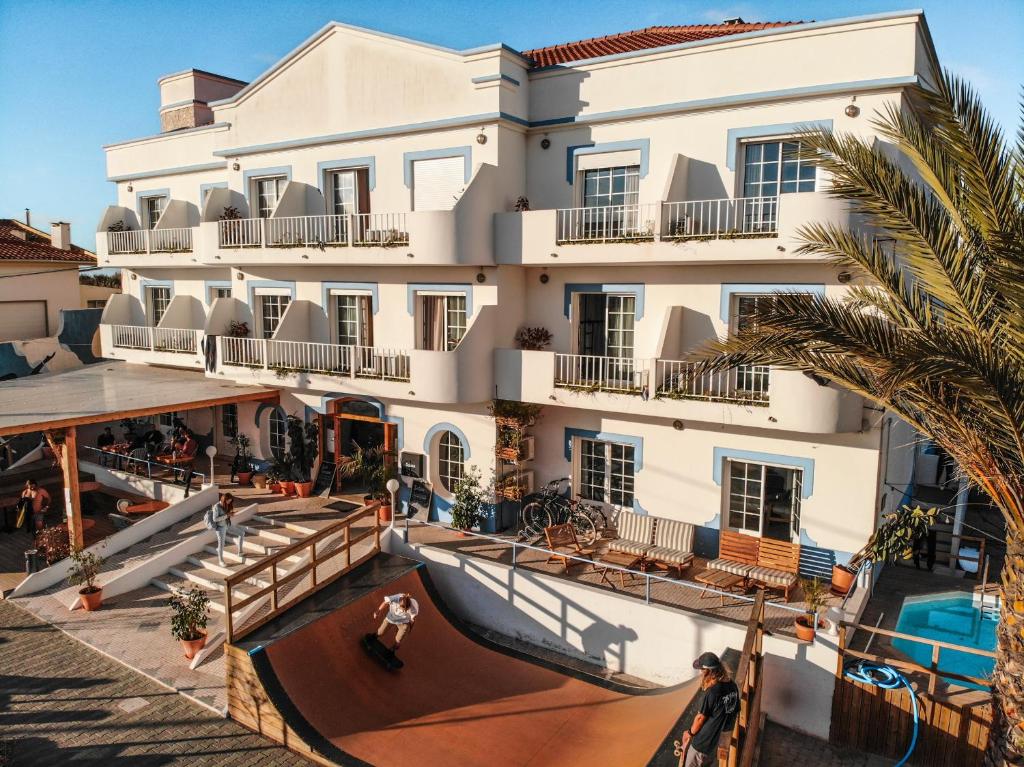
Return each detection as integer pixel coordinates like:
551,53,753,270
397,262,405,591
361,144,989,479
514,326,553,351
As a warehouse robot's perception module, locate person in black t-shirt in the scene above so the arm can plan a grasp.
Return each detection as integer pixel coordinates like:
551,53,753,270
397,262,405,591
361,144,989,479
680,652,740,766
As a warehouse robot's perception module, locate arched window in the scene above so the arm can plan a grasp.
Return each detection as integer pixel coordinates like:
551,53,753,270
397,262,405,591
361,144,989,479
269,409,287,460
437,430,464,493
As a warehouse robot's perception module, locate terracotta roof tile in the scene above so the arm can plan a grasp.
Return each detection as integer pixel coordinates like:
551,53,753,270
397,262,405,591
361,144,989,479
0,219,96,265
522,21,801,68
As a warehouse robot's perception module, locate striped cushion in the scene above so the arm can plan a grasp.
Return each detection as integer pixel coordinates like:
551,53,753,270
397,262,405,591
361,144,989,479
608,540,654,557
653,519,694,554
614,511,654,546
747,566,797,588
646,546,694,566
709,558,754,577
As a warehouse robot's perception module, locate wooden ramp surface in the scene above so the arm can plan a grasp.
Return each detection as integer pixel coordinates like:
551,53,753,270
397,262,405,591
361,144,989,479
227,559,697,767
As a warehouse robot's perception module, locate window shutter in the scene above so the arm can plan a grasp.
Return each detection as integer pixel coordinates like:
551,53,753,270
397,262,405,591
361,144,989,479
412,156,465,211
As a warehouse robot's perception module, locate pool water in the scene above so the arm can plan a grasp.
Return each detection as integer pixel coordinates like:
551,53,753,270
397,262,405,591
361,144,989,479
893,596,996,690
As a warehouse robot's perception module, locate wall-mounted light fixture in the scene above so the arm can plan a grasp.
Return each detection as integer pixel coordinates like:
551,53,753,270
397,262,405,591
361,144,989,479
539,273,549,284
236,272,244,280
232,161,241,171
476,131,487,145
844,97,860,118
837,271,852,283
130,273,137,280
126,183,133,192
672,420,685,431
540,135,551,150
475,272,486,283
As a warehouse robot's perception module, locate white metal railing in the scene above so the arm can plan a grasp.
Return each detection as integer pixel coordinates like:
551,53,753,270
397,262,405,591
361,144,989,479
110,324,152,350
218,218,263,247
655,359,771,404
107,230,148,254
149,227,193,252
351,212,410,246
152,327,200,354
661,196,779,239
556,203,658,244
221,337,412,382
553,353,648,393
80,445,205,485
265,215,349,247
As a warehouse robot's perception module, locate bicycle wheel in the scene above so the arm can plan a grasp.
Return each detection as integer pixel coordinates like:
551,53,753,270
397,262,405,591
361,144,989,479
570,511,598,546
520,500,552,538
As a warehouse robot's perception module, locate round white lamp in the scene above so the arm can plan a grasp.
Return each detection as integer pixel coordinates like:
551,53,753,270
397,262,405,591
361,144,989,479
386,478,400,532
205,445,217,488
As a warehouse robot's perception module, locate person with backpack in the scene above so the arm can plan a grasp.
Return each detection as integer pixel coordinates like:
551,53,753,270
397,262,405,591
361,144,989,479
679,652,740,766
205,492,245,566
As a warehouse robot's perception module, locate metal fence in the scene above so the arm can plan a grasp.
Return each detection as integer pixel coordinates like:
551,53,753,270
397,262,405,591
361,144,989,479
556,203,659,244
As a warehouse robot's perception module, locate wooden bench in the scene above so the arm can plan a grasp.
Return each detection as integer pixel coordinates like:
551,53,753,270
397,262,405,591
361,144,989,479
543,523,595,573
708,531,801,602
708,530,760,578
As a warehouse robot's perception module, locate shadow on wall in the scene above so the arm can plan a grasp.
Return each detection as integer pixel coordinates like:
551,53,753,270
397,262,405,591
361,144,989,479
0,308,103,381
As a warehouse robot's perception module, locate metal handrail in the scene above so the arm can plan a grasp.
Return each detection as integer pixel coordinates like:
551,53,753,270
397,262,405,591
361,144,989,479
80,445,206,484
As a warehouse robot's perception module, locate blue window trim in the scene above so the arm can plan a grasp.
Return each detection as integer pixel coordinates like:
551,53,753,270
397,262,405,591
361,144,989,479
242,165,293,211
254,402,287,428
135,188,170,224
406,283,473,317
317,157,377,194
563,428,644,470
139,278,174,304
726,120,833,171
321,282,379,315
403,146,473,188
247,280,296,314
424,422,471,461
203,280,232,303
565,139,650,185
719,283,825,323
563,283,645,320
199,181,228,209
712,447,815,498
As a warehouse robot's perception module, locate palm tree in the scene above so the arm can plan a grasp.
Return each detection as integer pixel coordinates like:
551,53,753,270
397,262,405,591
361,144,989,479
695,71,1024,764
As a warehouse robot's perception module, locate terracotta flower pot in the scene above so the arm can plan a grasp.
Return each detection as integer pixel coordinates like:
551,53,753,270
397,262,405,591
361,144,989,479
180,631,207,660
236,471,253,486
795,614,824,642
80,587,103,611
269,482,282,494
377,502,392,523
281,481,296,495
252,474,267,489
831,564,857,596
295,481,313,498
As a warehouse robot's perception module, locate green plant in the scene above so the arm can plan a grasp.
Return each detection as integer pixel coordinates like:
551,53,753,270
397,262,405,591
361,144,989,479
489,399,543,425
340,442,394,501
107,220,126,232
67,548,104,593
514,326,553,351
450,466,488,530
233,433,253,473
219,206,242,221
227,321,249,338
169,585,210,642
845,505,939,571
286,416,319,482
800,577,829,618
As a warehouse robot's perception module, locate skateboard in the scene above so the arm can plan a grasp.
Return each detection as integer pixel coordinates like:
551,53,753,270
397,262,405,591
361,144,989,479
361,633,404,671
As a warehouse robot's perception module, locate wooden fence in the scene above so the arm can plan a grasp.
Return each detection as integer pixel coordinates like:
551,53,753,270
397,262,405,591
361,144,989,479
224,502,381,644
831,621,994,766
716,589,766,767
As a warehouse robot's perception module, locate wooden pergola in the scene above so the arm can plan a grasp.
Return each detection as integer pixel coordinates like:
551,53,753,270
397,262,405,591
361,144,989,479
0,363,278,549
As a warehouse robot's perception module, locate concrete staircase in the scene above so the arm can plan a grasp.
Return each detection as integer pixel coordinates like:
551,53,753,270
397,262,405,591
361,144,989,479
150,514,317,613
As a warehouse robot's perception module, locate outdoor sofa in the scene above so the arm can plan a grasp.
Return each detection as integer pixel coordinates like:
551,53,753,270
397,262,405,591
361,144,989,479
708,530,801,601
607,510,695,576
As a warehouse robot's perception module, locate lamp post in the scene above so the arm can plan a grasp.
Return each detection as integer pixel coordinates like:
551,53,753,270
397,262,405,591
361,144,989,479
386,478,400,535
205,445,217,488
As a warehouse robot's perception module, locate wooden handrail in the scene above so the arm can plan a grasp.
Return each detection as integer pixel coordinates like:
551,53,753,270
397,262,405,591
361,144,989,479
838,620,996,659
716,589,766,766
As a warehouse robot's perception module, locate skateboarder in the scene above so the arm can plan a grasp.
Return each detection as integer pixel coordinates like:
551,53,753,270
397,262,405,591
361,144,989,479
372,592,419,653
678,652,739,766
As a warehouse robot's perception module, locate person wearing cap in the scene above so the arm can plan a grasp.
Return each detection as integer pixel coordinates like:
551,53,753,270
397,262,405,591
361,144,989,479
680,651,740,766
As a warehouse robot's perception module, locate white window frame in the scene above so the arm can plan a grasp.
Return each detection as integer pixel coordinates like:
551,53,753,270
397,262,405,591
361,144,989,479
207,286,232,305
254,288,290,339
146,285,171,327
573,437,635,510
158,411,178,428
724,458,804,541
415,292,467,351
435,430,465,494
329,290,373,347
268,409,287,460
738,138,817,198
571,293,636,359
140,194,167,230
327,169,361,216
251,175,287,219
220,404,238,442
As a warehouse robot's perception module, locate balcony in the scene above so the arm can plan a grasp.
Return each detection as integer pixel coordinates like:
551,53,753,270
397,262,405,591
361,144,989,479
106,227,194,254
495,191,851,265
497,350,862,434
215,213,410,249
100,323,205,369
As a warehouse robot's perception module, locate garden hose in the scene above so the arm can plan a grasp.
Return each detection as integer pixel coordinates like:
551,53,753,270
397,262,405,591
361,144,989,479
843,659,919,766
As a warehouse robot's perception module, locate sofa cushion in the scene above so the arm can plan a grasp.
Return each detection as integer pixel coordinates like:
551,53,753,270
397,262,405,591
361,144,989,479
653,518,694,554
646,546,694,566
747,565,797,587
614,510,655,545
708,558,753,577
608,540,654,557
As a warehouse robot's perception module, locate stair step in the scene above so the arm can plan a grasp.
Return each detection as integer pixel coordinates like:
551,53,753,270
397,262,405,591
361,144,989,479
241,522,304,545
252,513,319,537
168,561,262,599
150,576,226,613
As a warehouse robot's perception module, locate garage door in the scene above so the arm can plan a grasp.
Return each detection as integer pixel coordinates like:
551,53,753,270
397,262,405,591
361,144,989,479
412,155,465,211
0,301,47,342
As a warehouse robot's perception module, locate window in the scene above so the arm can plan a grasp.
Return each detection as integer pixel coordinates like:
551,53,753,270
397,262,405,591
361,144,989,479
141,195,167,229
419,294,466,351
258,294,290,339
726,460,803,541
437,430,464,493
253,176,287,219
208,286,232,304
146,286,171,326
579,165,641,239
334,294,372,346
268,409,287,460
221,404,238,441
578,438,635,508
730,295,773,396
86,299,108,309
159,411,178,428
328,170,358,215
742,140,815,197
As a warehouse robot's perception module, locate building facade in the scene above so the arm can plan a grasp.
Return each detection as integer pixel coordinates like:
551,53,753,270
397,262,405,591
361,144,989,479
96,11,932,572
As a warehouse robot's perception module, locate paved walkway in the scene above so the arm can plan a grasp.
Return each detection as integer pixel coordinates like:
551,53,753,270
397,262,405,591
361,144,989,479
0,599,308,766
758,721,890,766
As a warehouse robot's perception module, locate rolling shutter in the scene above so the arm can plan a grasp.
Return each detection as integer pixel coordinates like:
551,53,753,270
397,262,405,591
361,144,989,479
0,301,47,342
412,156,465,211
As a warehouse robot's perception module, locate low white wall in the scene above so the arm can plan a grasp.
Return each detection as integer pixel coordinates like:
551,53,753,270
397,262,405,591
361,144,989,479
11,482,219,599
389,532,838,739
79,460,187,503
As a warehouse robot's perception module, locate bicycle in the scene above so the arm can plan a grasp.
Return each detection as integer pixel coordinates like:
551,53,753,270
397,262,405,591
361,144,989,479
519,478,609,546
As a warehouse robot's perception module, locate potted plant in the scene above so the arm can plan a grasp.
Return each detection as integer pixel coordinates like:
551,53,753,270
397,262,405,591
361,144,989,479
169,585,210,660
340,442,395,521
286,416,319,497
514,326,553,351
489,399,543,429
227,320,249,338
795,577,829,641
233,434,253,486
252,471,268,490
275,454,295,495
831,505,938,595
67,548,104,611
266,463,282,494
450,466,487,534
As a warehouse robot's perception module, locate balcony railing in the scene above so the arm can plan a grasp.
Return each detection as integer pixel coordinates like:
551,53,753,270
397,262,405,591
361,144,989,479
553,353,649,394
654,359,770,404
556,204,658,244
661,196,778,239
352,213,409,246
218,213,410,249
107,228,193,254
218,218,264,247
265,215,349,247
220,337,411,382
109,324,200,355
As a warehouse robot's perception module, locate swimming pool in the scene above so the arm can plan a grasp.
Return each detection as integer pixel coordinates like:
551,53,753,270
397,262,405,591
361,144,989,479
893,595,996,690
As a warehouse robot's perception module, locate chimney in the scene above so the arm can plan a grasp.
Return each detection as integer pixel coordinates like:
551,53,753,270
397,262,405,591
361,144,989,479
50,222,71,251
158,69,246,133
24,208,30,227
723,16,745,24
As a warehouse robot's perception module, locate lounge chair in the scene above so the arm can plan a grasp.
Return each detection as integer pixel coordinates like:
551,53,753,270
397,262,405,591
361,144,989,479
645,518,695,577
543,523,595,573
607,510,655,557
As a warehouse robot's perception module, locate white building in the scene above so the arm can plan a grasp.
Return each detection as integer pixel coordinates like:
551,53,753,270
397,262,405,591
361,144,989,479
96,11,930,573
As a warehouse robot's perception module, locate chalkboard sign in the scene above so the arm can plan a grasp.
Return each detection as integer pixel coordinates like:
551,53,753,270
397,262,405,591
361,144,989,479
400,451,424,479
408,479,433,518
313,461,337,497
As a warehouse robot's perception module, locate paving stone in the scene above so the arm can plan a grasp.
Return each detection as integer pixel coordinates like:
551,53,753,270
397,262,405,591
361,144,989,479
758,721,890,767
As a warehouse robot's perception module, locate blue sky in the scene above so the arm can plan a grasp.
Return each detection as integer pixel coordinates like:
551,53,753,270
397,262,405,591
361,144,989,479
0,0,1020,251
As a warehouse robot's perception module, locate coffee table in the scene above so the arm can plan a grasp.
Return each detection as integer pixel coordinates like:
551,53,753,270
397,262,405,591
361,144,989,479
694,568,748,606
593,550,644,589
